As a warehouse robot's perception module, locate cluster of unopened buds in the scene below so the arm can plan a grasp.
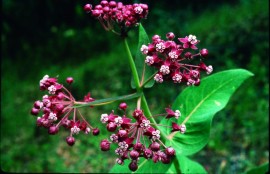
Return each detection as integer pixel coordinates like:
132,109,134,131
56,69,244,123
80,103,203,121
141,32,213,85
30,75,100,146
99,103,186,171
84,1,148,35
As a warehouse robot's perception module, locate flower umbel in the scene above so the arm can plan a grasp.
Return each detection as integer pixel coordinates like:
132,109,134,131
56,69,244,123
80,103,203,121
141,32,213,86
31,75,99,146
84,1,148,36
99,103,179,172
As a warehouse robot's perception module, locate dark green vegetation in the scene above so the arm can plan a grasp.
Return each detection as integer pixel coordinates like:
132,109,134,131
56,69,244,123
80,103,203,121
1,0,269,173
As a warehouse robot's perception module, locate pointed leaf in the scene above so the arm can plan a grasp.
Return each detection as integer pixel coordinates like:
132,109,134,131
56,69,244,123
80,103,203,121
159,69,253,156
110,159,172,173
131,24,155,88
168,156,207,173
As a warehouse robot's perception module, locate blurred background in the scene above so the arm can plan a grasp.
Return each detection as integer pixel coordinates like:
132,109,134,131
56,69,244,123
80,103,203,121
1,0,269,173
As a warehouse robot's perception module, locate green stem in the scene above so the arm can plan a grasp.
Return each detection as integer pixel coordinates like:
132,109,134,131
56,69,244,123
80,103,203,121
124,37,167,141
124,38,141,90
141,94,167,140
141,71,158,87
73,92,141,108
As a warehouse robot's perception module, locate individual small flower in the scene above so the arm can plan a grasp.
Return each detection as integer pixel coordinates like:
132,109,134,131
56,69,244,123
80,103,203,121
156,42,165,52
206,65,213,74
101,113,109,123
140,119,150,130
84,92,95,102
114,116,123,127
31,75,98,146
48,112,57,121
85,127,91,134
165,108,181,119
141,45,149,54
145,56,154,65
179,34,200,49
172,73,182,83
116,158,124,165
70,121,81,134
154,73,163,83
171,122,186,134
159,65,170,75
151,130,160,141
110,134,119,143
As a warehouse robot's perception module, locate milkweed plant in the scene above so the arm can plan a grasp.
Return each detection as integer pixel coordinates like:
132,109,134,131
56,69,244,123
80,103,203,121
30,1,254,173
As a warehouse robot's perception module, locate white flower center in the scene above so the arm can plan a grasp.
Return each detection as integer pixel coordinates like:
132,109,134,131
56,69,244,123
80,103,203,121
174,110,181,119
101,113,109,123
71,126,80,135
168,51,178,59
160,65,170,75
48,112,57,121
180,124,186,134
206,65,213,74
156,43,165,52
48,85,56,94
114,117,123,127
140,45,148,54
172,74,182,83
188,34,197,44
154,74,163,83
134,6,143,14
145,56,154,65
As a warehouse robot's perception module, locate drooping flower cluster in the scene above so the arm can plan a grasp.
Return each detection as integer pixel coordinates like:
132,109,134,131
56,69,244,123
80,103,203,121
31,75,100,146
84,1,148,36
99,103,180,171
141,32,213,85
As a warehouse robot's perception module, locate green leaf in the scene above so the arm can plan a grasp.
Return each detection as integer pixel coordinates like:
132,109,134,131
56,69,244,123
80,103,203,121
168,156,207,173
246,162,269,174
131,24,155,89
110,159,172,173
159,69,253,156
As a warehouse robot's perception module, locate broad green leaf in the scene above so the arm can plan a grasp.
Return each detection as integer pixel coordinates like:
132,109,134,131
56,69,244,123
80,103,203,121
131,24,155,88
110,159,172,173
246,162,269,174
159,69,253,156
168,156,207,173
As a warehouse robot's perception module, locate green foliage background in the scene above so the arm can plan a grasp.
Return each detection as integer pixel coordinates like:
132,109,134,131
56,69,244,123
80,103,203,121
1,0,269,173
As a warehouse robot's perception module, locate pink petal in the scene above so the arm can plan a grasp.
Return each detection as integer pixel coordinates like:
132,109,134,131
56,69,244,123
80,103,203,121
183,43,190,49
190,45,198,50
178,37,188,43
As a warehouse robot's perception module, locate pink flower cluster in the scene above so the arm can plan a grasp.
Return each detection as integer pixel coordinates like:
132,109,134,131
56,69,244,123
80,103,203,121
31,75,99,146
141,32,213,86
99,103,178,171
84,1,148,35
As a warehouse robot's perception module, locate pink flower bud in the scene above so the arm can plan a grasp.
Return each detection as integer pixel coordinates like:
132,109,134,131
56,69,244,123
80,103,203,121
84,4,92,13
66,136,75,146
119,102,127,110
66,77,73,84
100,139,111,151
200,48,209,58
